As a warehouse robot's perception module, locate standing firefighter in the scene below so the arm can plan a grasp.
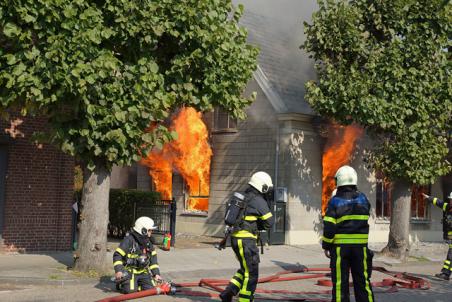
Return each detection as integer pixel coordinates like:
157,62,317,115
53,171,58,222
322,165,374,302
113,216,162,293
422,191,452,280
219,171,275,302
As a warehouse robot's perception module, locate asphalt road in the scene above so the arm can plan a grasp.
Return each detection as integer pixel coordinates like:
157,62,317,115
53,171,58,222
2,263,451,302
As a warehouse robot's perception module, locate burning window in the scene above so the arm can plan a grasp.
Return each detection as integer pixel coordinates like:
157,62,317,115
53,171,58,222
141,107,212,213
411,185,430,221
212,107,237,133
376,174,392,219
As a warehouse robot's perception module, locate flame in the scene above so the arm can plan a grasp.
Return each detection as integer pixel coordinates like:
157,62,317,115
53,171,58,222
140,152,173,200
141,107,212,212
321,123,363,215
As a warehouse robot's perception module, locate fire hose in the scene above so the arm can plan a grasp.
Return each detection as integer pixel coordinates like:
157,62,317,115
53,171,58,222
96,266,430,302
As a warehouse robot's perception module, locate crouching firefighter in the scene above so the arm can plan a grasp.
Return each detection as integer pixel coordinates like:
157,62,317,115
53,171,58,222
422,191,452,280
113,216,162,293
322,165,374,302
219,171,275,302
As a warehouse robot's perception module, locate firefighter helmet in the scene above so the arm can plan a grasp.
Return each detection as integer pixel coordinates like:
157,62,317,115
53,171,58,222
133,216,157,235
335,165,358,187
249,171,273,193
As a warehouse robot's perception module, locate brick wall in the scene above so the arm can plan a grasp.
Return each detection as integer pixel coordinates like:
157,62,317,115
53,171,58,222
0,114,74,252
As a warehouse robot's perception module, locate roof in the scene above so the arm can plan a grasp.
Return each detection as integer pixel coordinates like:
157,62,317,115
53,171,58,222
235,1,318,114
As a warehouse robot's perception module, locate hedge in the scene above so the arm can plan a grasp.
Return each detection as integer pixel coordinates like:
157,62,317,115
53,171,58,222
74,189,161,239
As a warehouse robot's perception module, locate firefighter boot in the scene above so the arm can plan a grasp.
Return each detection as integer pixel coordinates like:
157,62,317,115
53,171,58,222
435,272,450,281
219,288,234,302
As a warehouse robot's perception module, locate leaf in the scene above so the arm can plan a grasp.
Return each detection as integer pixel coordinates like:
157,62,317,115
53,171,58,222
3,23,21,37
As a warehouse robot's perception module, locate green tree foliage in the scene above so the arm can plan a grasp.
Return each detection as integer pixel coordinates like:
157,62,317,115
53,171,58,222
303,0,451,184
0,0,258,170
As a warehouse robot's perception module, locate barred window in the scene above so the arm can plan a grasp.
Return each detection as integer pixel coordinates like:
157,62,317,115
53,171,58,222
411,185,430,221
376,174,392,219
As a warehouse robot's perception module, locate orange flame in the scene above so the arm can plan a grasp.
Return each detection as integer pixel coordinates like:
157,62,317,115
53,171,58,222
141,107,212,212
321,123,363,215
141,152,173,200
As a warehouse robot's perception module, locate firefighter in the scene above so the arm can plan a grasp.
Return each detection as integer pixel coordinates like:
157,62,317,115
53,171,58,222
322,165,374,302
422,191,452,280
219,171,275,302
113,216,162,293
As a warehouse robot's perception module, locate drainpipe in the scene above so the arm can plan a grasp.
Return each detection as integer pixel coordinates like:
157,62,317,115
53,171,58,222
272,118,280,239
274,119,280,191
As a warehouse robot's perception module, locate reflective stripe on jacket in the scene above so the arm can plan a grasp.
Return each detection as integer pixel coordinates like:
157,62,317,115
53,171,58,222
428,196,452,240
112,232,160,276
322,186,371,249
231,187,274,239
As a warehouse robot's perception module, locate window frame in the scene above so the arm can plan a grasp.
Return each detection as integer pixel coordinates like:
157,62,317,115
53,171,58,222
211,107,238,134
410,184,431,222
375,174,392,220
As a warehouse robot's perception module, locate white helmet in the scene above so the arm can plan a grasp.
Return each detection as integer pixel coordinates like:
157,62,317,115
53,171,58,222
335,165,358,187
448,192,452,200
249,171,273,193
133,216,158,235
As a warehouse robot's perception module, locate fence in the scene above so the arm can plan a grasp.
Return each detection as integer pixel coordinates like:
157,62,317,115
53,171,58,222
134,198,177,247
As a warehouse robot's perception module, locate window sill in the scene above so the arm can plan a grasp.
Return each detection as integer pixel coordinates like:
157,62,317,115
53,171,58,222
410,219,430,224
180,210,208,217
375,218,391,224
211,129,238,134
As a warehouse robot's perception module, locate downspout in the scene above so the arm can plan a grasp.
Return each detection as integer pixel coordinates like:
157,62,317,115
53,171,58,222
274,119,280,191
272,118,280,238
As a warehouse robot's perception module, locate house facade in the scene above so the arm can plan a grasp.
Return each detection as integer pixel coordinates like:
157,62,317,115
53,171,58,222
111,0,451,246
0,114,74,252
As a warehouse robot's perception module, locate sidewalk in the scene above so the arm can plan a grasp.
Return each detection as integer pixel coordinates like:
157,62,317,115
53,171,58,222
0,241,448,286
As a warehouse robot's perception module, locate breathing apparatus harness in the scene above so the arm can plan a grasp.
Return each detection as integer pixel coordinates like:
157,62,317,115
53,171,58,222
117,231,153,276
216,187,272,254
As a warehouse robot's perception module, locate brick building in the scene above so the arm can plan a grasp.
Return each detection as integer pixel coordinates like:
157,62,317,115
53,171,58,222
0,114,74,252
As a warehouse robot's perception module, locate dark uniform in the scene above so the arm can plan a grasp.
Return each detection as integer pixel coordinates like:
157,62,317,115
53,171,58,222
426,195,452,278
221,187,274,302
112,231,160,293
322,186,374,302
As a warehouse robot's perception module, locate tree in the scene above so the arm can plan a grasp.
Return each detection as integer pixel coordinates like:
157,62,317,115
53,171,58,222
303,0,451,260
0,0,258,271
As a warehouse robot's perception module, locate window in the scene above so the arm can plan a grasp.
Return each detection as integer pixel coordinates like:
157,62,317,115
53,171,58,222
375,172,431,221
376,174,392,219
212,107,237,133
411,185,430,221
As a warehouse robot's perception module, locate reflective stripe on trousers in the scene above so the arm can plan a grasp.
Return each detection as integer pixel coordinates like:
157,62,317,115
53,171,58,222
330,246,374,302
441,241,452,276
224,237,259,302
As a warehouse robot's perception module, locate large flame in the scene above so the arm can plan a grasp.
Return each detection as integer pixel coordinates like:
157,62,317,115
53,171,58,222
141,107,212,212
321,124,363,215
140,152,173,200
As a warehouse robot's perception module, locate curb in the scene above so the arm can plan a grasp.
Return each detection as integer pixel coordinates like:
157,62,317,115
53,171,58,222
0,276,101,286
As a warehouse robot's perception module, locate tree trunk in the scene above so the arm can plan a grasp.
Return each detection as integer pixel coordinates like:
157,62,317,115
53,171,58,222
381,180,411,261
74,164,110,273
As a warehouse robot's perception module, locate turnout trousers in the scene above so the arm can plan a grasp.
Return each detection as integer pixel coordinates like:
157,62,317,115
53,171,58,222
440,241,452,276
119,272,153,294
330,245,374,302
223,237,260,302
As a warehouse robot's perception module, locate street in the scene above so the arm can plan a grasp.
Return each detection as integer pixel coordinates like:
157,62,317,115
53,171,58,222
2,263,451,302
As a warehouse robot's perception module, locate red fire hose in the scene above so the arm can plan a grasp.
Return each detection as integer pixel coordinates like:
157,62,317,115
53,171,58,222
96,266,430,302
